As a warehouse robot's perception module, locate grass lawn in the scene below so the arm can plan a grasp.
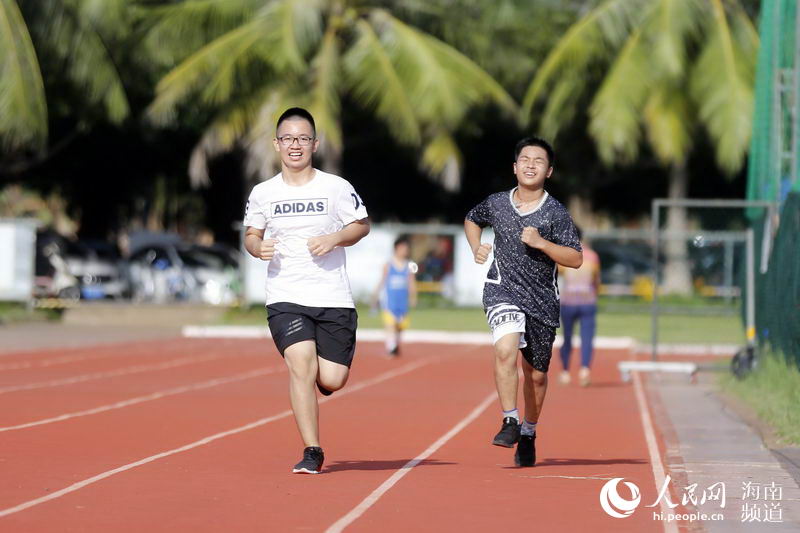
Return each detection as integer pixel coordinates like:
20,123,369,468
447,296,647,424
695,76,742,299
0,302,60,324
223,304,745,345
720,354,800,446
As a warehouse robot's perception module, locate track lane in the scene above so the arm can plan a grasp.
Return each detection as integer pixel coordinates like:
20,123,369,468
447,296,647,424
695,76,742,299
1,339,672,532
331,349,663,532
0,343,488,532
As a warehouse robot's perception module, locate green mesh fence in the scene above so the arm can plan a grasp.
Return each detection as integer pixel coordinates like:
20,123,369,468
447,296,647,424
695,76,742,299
747,0,800,213
745,0,800,366
746,193,800,368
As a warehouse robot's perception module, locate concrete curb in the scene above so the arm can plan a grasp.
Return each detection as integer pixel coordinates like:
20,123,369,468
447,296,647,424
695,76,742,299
181,325,737,355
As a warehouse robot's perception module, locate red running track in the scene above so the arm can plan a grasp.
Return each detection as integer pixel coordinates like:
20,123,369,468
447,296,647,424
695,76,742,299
0,336,672,532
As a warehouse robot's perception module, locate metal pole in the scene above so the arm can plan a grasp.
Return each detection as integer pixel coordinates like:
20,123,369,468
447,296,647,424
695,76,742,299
650,200,661,361
746,228,756,348
647,198,776,360
723,237,733,304
793,0,800,190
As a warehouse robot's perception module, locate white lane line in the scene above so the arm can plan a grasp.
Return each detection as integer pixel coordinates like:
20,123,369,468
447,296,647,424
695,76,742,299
0,352,138,372
520,475,617,481
0,341,196,371
183,325,638,350
0,354,223,395
0,357,434,519
0,366,284,433
632,372,679,533
325,391,496,533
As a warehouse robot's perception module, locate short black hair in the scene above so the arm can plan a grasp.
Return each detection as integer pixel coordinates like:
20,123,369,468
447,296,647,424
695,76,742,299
394,235,410,249
276,107,316,136
514,136,555,167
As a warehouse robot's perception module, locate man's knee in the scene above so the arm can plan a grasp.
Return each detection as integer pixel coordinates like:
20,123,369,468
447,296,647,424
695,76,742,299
319,373,348,391
284,344,318,381
525,368,547,387
494,344,518,366
318,357,350,391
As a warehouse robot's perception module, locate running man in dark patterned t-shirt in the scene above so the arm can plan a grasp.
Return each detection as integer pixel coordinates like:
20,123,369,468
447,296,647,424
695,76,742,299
464,136,582,467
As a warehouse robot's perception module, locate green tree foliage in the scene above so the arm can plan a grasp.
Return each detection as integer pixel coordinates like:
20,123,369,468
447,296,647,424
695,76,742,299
142,0,517,190
0,0,133,152
523,0,758,175
523,0,758,293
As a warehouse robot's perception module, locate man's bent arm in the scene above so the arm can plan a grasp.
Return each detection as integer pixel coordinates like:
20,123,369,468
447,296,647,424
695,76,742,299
464,219,483,252
244,227,265,259
540,241,583,269
333,218,370,247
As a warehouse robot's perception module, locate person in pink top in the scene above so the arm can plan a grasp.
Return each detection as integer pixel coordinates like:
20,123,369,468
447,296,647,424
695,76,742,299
558,227,600,386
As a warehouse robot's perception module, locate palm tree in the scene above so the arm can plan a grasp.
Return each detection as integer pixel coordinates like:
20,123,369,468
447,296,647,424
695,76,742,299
142,0,517,191
522,0,758,293
0,0,131,155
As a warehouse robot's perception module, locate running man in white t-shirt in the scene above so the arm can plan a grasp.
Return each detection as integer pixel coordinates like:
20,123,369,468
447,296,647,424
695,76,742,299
243,108,370,474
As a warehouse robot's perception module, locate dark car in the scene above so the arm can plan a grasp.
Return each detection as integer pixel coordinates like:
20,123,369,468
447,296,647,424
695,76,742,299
592,241,654,286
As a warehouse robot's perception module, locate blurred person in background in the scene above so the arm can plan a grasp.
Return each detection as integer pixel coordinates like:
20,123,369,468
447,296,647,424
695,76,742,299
372,235,418,357
558,227,600,387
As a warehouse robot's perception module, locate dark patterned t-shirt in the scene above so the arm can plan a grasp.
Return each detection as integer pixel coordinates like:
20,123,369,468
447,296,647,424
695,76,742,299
466,189,581,328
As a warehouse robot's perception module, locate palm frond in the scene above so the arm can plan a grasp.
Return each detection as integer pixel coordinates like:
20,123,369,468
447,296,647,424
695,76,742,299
40,0,130,123
689,0,755,174
368,11,516,129
537,78,583,141
642,85,692,165
588,29,651,165
140,0,261,68
188,87,276,187
643,0,703,79
308,25,342,150
411,23,517,115
147,19,265,124
522,0,647,120
273,0,323,72
420,130,462,192
343,17,421,144
0,0,47,150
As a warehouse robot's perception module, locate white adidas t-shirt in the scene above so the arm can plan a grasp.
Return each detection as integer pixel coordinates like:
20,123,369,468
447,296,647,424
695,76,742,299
243,169,368,308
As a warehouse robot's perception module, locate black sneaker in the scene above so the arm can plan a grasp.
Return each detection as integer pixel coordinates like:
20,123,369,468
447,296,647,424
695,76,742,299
316,381,333,396
292,446,324,474
492,417,521,447
515,434,536,467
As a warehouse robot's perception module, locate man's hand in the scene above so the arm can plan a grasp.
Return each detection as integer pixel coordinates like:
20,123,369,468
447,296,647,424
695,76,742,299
473,243,493,264
308,234,338,256
259,239,277,261
521,227,546,250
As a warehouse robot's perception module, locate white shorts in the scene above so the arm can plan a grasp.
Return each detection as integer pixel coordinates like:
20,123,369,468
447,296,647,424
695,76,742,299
486,304,528,349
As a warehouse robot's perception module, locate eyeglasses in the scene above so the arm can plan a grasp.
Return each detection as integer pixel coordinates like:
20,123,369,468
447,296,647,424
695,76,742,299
277,135,315,146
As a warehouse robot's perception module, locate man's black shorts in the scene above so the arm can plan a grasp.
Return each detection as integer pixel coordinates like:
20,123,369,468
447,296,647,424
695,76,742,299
266,302,358,367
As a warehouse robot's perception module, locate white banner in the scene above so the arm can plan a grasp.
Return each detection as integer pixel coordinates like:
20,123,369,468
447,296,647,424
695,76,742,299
0,219,36,302
242,223,493,307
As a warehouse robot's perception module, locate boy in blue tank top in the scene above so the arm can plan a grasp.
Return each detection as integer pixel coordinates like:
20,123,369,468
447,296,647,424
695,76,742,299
373,236,417,356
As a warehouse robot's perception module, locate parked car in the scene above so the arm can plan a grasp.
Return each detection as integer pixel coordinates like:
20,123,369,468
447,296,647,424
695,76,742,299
63,239,130,300
128,243,240,305
592,241,654,286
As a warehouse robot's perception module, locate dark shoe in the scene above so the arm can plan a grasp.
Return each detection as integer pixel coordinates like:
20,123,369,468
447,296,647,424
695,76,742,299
293,446,324,474
492,417,521,447
316,381,333,396
515,434,536,467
